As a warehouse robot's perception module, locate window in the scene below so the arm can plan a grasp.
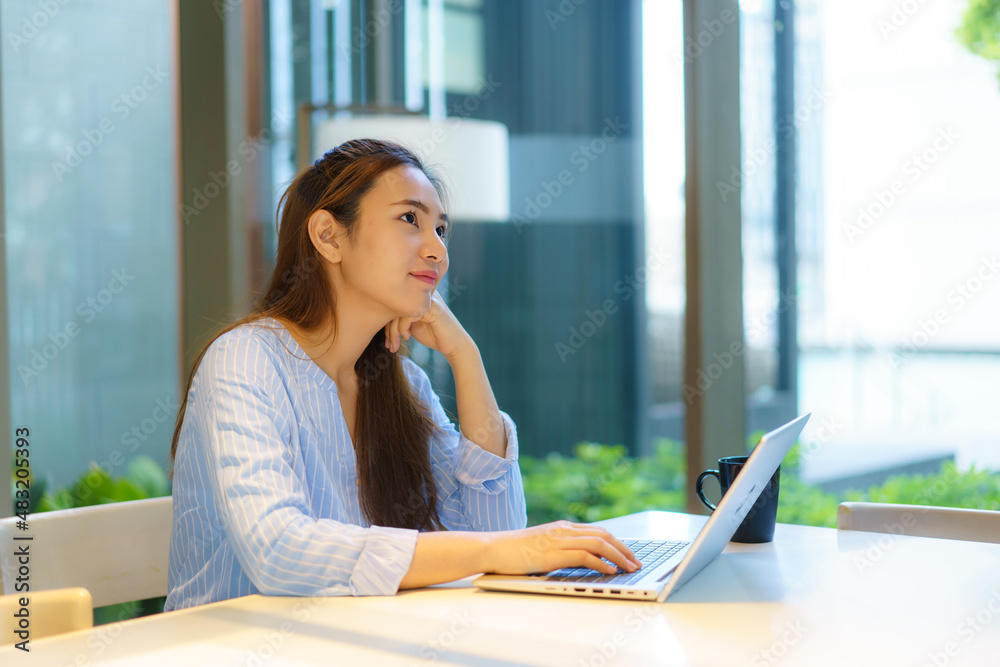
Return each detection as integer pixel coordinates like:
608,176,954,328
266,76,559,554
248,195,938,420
267,0,648,457
793,0,1000,490
1,0,178,500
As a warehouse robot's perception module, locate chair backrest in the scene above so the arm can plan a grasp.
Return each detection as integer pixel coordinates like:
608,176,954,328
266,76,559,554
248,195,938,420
0,497,172,608
837,502,1000,544
0,587,93,645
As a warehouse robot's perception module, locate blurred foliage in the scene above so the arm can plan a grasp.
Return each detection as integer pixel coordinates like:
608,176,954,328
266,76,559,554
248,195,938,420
522,440,685,525
522,438,1000,532
956,0,1000,87
845,461,1000,510
32,455,170,512
11,455,170,625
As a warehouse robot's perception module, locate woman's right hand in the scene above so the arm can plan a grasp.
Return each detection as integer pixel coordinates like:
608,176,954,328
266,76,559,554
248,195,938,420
481,521,642,576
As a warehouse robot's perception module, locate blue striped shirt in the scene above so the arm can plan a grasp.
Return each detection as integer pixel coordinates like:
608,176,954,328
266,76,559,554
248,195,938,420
165,318,526,611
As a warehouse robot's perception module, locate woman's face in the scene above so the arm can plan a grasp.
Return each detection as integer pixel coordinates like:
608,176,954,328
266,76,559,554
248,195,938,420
335,164,450,320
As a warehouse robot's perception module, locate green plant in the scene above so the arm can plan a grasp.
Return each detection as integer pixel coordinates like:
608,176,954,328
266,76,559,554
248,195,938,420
845,461,1000,509
522,439,685,526
11,455,171,625
957,0,1000,87
522,439,1000,533
33,455,170,512
776,474,840,528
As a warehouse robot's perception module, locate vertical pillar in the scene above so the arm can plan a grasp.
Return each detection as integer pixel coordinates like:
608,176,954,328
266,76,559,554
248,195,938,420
683,0,745,512
177,0,251,372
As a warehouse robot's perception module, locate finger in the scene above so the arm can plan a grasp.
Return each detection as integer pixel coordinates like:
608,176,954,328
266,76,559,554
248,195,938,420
557,525,640,566
571,536,639,572
387,320,399,352
572,551,619,575
551,535,637,573
601,532,641,567
540,551,615,575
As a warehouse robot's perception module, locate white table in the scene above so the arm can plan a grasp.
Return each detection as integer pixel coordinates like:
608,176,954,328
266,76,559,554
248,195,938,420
5,511,1000,666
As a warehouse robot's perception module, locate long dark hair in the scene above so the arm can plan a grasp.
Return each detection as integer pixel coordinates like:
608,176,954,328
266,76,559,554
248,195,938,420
171,138,446,531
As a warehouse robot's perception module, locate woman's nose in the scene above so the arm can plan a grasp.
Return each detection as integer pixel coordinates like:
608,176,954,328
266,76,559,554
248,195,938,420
423,233,447,263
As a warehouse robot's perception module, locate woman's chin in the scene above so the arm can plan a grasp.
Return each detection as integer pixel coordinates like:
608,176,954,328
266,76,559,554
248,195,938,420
400,301,432,320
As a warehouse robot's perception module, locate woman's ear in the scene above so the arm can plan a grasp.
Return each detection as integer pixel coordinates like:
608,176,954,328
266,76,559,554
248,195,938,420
307,210,343,263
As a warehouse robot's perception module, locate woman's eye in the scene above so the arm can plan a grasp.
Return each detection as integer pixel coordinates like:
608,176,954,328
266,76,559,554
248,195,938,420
436,226,447,238
402,212,417,224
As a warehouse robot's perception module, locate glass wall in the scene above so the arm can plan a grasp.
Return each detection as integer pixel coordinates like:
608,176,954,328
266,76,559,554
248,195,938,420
2,0,179,491
267,0,652,457
794,0,1000,490
740,0,780,408
643,0,686,444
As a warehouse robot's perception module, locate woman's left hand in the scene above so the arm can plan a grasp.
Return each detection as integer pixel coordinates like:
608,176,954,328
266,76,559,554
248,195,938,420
384,291,474,360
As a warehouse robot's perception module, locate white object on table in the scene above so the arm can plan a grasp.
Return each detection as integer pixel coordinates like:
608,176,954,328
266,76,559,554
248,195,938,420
838,501,1000,544
2,510,998,666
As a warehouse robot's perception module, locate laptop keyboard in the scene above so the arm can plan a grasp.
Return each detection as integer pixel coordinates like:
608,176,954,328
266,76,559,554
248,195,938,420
543,539,689,585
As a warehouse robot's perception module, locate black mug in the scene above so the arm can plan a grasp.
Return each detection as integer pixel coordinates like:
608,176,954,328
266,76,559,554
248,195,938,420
696,455,780,543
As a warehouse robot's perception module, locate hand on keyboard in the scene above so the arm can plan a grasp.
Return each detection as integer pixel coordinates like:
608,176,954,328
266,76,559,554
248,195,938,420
482,521,643,576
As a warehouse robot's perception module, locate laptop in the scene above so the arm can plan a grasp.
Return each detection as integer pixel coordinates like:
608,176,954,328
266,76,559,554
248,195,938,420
474,413,810,602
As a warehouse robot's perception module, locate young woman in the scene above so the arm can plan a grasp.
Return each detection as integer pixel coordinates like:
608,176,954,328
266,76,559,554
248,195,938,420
165,138,640,611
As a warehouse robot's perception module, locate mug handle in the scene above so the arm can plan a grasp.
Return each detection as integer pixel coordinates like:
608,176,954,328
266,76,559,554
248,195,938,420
696,470,721,511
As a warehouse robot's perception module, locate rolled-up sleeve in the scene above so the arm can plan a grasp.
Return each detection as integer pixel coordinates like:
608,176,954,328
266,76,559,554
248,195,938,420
189,334,419,598
402,359,528,532
453,410,519,493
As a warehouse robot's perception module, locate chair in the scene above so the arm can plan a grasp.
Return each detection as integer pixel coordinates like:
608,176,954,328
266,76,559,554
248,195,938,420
837,502,1000,544
0,587,93,645
0,496,172,608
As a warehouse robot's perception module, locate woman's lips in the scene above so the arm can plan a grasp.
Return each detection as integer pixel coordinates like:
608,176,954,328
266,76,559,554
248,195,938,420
411,274,435,286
